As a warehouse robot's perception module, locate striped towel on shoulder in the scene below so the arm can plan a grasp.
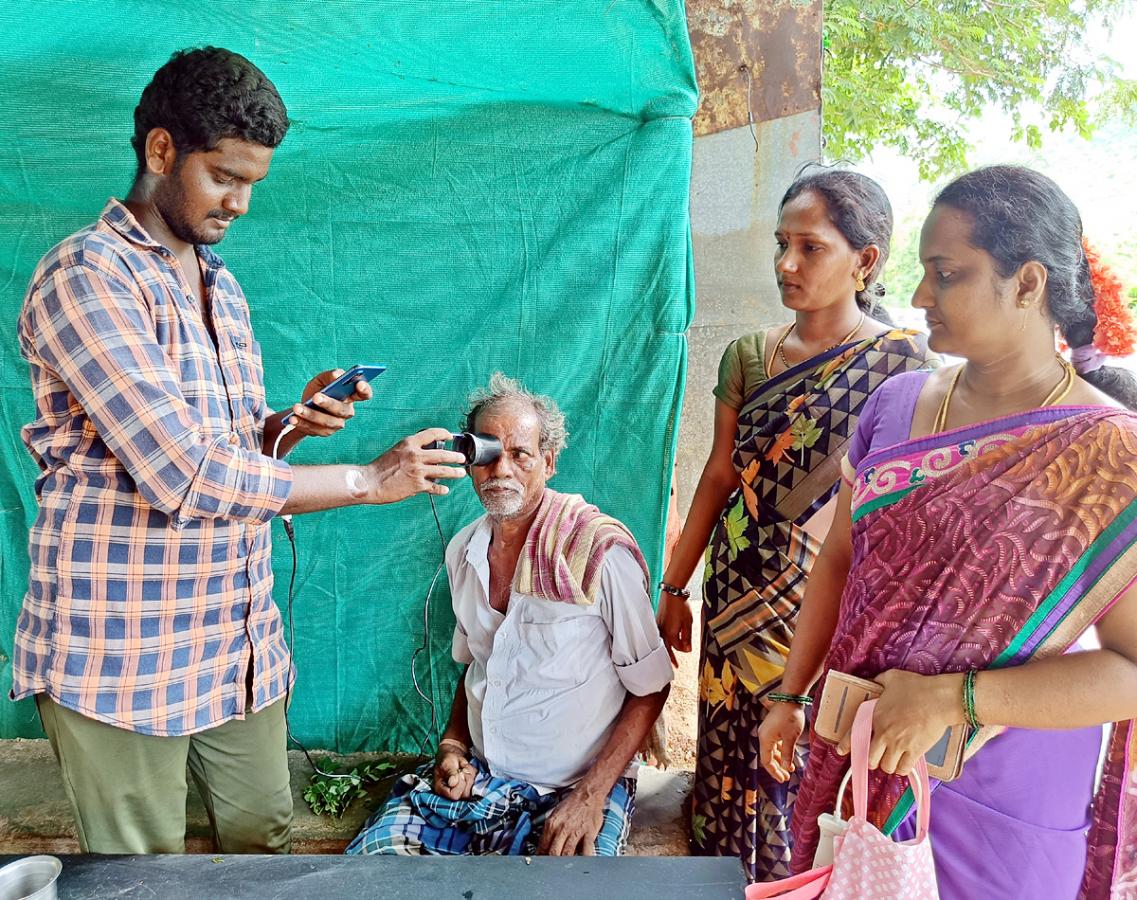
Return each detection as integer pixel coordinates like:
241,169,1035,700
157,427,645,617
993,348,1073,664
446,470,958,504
513,488,649,606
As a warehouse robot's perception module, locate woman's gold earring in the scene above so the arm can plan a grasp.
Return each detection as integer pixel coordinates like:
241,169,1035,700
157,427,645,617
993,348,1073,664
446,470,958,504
855,274,866,292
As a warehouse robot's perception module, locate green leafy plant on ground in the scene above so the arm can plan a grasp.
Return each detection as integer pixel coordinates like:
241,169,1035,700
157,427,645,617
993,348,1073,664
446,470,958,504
303,760,398,819
824,0,1137,180
691,813,707,846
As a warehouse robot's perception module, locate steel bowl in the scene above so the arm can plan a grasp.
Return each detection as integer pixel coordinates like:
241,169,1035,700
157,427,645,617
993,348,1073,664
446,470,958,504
0,856,62,900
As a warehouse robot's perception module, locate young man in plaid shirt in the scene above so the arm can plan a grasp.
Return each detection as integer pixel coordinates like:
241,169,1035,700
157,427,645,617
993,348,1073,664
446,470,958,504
13,47,466,854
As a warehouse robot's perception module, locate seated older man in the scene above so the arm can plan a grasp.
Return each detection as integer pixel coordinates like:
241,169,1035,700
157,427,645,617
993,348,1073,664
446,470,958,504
346,373,672,857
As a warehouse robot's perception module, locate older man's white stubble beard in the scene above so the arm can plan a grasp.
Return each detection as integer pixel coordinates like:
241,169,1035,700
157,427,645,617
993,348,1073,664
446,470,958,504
476,477,527,520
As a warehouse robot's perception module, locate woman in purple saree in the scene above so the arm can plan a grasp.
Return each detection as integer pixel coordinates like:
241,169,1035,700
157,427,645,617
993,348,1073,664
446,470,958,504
758,165,1137,899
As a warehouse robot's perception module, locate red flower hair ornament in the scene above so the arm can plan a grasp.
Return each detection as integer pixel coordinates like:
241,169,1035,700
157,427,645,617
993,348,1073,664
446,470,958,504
1074,239,1136,373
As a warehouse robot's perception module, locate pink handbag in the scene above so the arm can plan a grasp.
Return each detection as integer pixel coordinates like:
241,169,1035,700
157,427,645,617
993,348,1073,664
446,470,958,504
745,699,939,899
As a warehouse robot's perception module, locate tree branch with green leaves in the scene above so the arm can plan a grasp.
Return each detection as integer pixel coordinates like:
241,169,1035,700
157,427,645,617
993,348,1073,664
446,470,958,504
823,0,1137,180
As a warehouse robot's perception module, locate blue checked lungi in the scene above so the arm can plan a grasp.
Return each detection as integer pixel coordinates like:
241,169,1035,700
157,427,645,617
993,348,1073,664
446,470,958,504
345,754,635,856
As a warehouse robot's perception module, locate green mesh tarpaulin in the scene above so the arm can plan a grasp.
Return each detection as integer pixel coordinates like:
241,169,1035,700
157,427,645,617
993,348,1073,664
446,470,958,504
0,2,697,750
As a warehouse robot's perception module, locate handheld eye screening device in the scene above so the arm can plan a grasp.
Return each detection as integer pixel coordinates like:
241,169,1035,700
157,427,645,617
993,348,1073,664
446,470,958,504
426,431,503,466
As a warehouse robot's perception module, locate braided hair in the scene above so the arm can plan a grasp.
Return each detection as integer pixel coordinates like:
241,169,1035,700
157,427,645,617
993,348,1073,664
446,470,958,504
935,165,1137,410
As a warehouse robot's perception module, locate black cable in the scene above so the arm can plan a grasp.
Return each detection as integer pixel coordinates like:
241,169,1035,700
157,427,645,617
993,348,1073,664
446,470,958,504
273,427,452,772
282,516,351,780
409,493,449,761
279,488,450,776
271,426,349,779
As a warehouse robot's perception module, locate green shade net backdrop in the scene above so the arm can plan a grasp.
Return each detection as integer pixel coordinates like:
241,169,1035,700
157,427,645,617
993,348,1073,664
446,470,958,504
0,2,697,750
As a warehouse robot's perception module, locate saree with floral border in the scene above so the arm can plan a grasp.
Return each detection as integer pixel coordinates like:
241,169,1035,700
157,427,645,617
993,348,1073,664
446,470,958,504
790,404,1137,898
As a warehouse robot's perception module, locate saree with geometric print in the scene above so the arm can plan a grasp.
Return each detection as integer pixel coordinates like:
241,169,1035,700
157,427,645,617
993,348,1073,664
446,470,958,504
691,329,934,881
791,398,1137,899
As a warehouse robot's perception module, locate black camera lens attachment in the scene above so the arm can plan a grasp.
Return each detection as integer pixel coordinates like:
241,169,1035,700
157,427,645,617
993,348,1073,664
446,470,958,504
428,432,503,466
454,432,502,466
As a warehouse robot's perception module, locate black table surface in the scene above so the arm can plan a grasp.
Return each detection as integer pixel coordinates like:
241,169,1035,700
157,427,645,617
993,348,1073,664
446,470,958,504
0,854,747,899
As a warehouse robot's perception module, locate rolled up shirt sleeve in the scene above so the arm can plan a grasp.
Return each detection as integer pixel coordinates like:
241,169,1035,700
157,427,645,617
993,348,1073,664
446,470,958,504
452,622,474,665
173,436,293,528
444,538,475,664
28,262,291,528
600,546,674,696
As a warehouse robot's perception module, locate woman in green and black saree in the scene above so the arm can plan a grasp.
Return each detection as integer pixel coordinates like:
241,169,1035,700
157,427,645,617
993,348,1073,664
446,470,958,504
657,168,936,881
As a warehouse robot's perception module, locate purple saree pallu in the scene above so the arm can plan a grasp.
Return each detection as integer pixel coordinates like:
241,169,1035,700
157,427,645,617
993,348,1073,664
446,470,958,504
789,405,1137,899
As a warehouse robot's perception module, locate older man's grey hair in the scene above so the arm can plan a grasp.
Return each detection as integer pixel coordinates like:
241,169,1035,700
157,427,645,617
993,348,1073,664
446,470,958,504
464,372,569,458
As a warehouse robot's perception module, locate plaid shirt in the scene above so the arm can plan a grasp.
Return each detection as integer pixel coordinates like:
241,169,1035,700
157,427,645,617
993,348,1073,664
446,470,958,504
12,199,294,736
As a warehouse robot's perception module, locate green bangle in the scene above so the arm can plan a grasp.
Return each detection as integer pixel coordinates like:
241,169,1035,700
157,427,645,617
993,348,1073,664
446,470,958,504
767,691,813,706
963,669,981,730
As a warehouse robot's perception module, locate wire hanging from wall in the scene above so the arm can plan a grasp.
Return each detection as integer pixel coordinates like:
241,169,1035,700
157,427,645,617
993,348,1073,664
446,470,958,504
739,64,759,152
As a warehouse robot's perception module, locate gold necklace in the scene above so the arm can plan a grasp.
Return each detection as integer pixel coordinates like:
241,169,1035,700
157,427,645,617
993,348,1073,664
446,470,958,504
931,355,1076,434
769,311,866,377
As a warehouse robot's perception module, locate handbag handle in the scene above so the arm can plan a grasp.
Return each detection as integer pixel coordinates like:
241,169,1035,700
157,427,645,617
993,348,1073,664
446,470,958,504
849,698,931,842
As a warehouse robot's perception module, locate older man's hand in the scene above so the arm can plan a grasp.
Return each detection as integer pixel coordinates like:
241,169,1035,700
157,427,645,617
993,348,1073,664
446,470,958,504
538,788,606,856
432,746,475,801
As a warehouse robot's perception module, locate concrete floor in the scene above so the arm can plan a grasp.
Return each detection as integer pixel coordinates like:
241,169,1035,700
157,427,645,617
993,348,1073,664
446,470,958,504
0,739,692,857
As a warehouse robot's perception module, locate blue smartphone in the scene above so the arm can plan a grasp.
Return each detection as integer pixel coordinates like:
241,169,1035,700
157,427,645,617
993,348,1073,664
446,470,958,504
282,364,386,425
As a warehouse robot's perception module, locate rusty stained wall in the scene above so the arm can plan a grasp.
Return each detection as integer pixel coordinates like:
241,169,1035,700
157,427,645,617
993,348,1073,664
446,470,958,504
661,1,824,746
687,0,821,136
673,1,823,517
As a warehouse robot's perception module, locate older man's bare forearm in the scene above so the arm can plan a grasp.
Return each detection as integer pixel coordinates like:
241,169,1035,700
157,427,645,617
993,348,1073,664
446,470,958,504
573,687,670,803
442,669,472,748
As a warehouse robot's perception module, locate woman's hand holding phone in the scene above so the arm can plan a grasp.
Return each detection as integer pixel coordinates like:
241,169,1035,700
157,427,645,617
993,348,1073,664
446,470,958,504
825,669,970,780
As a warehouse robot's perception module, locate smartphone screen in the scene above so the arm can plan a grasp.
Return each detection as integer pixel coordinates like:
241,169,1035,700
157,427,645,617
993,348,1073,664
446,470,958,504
282,364,386,424
925,728,951,767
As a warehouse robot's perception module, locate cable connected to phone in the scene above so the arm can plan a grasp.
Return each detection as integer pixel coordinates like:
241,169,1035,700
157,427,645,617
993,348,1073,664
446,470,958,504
272,423,451,774
409,493,449,761
406,434,497,760
281,516,345,778
272,423,352,780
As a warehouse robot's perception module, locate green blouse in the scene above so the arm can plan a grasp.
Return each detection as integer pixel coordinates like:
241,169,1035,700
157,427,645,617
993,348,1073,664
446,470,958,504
713,329,771,411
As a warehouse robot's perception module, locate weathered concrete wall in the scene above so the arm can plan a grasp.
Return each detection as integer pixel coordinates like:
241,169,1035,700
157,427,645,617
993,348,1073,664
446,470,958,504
689,0,821,136
659,2,823,780
677,0,822,515
678,112,822,513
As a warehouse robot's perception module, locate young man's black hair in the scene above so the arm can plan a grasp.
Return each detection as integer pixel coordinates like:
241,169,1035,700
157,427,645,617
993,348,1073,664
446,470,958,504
131,46,290,175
